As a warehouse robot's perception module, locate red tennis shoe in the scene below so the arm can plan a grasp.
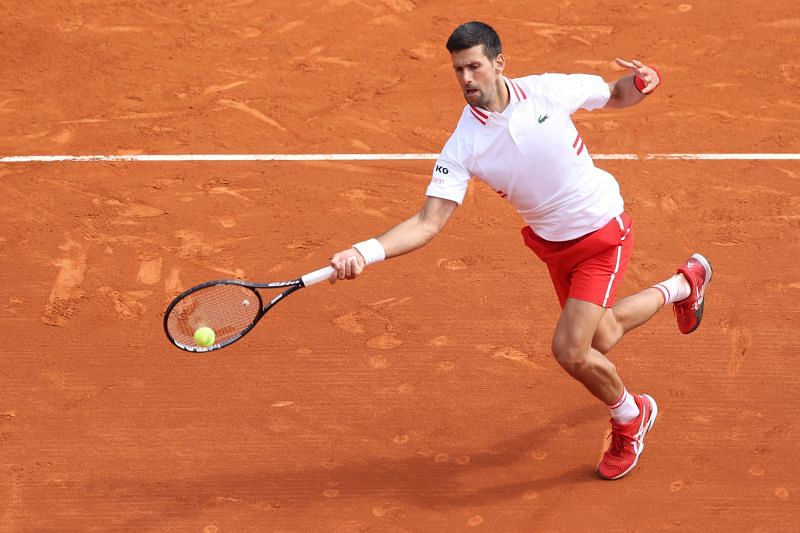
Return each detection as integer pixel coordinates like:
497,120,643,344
674,253,713,334
597,394,658,480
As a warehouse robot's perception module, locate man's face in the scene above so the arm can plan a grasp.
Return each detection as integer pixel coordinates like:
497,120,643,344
450,45,504,108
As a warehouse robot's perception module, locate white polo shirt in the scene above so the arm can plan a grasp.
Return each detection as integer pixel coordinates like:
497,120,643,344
426,73,623,242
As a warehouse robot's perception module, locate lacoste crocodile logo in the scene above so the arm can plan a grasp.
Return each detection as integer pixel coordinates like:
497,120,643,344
538,114,549,124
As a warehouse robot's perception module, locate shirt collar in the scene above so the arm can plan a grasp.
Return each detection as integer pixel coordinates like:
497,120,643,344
469,76,527,125
505,76,527,104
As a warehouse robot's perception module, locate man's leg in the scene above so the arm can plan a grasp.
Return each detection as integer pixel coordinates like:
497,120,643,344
592,287,665,355
552,297,624,404
551,297,658,480
592,253,713,354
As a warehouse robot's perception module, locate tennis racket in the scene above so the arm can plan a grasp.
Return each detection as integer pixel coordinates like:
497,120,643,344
163,266,334,352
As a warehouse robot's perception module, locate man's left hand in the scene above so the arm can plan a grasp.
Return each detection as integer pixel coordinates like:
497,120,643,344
615,58,661,94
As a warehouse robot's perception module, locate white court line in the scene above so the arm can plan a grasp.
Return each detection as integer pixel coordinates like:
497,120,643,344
645,153,800,160
0,153,799,163
0,154,440,162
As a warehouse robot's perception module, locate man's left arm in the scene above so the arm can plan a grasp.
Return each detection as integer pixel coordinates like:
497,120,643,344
605,58,661,109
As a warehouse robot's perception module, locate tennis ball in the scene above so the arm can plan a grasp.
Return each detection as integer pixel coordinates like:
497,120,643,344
194,326,216,347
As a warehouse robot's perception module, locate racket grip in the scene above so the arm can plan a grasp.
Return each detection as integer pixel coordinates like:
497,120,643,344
301,266,335,287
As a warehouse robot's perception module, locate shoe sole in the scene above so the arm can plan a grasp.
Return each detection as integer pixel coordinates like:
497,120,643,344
598,394,658,480
691,253,713,287
681,253,713,334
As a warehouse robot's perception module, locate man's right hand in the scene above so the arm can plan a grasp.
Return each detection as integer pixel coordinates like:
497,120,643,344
329,248,366,283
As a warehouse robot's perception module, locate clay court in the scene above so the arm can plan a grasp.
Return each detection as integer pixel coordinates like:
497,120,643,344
1,1,799,531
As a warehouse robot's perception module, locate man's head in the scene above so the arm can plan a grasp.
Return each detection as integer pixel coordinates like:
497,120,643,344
446,21,502,59
446,21,507,110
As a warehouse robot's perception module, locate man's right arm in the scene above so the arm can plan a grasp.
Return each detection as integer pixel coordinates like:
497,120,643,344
329,195,459,281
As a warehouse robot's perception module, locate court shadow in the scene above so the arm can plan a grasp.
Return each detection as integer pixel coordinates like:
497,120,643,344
89,404,601,528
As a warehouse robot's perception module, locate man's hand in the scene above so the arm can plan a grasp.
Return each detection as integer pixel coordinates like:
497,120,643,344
329,248,366,283
615,58,661,94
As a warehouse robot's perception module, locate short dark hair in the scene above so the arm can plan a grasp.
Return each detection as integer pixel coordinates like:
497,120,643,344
446,21,502,59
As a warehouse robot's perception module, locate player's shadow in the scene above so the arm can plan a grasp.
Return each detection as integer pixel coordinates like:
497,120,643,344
98,404,601,528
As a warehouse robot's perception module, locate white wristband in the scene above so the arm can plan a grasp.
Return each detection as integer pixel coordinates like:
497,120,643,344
352,238,385,266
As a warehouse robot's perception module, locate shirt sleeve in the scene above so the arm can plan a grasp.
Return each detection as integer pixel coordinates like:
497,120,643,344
425,134,472,205
536,73,611,114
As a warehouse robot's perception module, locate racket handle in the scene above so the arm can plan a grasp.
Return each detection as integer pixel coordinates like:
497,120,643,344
301,266,335,287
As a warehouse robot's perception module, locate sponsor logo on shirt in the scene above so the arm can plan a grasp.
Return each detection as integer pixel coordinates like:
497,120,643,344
431,176,446,184
435,165,449,175
538,114,549,124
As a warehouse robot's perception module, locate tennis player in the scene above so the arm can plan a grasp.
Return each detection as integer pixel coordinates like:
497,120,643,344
328,21,712,480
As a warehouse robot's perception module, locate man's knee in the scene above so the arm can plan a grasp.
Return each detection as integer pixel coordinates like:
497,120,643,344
551,337,590,376
552,298,613,374
552,341,619,381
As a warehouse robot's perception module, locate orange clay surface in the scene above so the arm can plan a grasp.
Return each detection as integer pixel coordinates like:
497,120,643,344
1,1,799,531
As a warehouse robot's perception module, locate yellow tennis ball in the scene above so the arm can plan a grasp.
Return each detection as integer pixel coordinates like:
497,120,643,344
194,326,216,347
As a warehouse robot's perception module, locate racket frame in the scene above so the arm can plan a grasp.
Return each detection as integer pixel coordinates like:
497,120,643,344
163,265,334,353
164,278,303,352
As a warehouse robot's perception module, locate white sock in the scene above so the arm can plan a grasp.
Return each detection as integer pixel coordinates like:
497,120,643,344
608,388,640,424
652,273,691,305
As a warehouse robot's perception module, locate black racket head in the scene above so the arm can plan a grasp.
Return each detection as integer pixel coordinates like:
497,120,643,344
164,280,263,352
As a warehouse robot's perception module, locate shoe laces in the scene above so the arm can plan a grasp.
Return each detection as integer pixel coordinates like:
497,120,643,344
607,424,634,456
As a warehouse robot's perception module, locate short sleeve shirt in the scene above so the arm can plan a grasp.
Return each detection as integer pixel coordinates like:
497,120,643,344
426,74,623,242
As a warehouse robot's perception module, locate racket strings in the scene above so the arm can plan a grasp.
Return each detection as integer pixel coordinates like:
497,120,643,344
166,284,260,347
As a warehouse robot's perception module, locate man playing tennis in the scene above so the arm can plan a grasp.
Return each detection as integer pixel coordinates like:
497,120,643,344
328,21,712,480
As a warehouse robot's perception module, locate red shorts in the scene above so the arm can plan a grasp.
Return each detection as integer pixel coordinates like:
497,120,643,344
521,213,634,309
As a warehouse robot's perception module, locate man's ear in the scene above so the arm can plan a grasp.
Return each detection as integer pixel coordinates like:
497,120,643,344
494,53,505,74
